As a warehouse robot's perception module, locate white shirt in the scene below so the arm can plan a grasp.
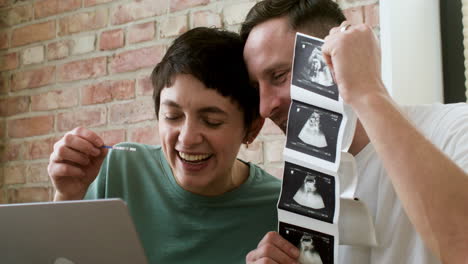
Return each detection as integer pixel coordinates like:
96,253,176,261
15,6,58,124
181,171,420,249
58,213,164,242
339,103,468,264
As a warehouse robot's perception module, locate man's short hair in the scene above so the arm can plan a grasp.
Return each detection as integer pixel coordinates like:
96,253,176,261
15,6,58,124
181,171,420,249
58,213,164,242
151,27,259,128
240,0,346,41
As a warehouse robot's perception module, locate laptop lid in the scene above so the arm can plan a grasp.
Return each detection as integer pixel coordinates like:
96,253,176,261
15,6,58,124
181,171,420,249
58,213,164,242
0,199,148,264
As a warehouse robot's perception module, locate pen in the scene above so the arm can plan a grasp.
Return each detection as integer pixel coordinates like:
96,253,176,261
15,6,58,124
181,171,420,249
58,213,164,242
101,145,137,152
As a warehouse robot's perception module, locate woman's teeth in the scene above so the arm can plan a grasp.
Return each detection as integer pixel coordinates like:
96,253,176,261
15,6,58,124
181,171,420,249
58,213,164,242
178,152,211,162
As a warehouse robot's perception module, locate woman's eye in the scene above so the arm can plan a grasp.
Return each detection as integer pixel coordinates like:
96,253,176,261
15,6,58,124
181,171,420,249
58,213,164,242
204,119,223,127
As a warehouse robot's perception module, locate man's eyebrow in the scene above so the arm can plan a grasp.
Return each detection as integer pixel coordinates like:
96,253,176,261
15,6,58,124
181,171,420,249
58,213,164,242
161,100,180,108
262,63,291,77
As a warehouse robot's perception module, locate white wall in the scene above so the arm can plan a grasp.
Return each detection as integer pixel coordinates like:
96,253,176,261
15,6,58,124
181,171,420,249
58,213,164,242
380,0,444,104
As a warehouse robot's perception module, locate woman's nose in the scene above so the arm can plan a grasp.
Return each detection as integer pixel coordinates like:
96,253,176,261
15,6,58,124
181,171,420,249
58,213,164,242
177,120,203,146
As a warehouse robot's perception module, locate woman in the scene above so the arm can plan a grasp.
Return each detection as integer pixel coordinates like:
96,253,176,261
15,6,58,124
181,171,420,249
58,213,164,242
48,28,281,263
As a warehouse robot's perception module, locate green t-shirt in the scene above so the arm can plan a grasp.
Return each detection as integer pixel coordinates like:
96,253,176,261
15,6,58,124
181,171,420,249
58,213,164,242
85,143,281,264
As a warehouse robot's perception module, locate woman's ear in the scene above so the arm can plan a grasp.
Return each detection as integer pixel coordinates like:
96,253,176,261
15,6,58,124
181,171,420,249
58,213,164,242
244,117,265,144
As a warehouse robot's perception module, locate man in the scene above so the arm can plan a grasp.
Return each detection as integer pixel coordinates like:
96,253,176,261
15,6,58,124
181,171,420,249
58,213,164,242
240,0,468,263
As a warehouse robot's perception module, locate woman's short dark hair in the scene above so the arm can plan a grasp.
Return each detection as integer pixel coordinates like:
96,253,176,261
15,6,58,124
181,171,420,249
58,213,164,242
151,27,259,129
240,0,346,42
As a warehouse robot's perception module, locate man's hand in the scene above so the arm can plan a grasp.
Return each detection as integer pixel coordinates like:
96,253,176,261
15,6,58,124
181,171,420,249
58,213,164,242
48,127,107,201
322,22,386,107
246,232,300,264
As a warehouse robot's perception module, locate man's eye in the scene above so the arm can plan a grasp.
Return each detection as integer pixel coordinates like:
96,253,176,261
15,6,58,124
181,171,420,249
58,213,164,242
272,71,289,84
164,114,181,121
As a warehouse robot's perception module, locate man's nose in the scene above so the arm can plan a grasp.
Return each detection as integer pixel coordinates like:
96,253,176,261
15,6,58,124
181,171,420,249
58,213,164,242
259,83,280,119
177,120,203,146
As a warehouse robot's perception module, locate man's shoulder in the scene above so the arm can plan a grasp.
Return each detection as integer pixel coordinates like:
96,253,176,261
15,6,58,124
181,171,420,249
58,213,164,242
401,103,468,131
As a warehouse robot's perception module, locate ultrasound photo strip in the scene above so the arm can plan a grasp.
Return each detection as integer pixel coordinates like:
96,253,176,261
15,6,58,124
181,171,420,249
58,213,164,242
276,32,361,264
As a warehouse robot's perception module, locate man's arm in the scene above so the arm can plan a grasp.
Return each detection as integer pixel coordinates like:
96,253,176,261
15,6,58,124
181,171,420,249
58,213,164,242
322,23,468,263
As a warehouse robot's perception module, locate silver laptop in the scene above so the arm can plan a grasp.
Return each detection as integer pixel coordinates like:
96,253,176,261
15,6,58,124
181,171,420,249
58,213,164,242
0,199,148,264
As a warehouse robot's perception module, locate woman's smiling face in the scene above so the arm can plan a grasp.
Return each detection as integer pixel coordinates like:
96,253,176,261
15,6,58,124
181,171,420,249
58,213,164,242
158,74,248,196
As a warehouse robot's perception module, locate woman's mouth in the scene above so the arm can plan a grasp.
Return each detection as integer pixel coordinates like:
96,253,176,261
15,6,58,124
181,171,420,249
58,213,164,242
178,151,212,163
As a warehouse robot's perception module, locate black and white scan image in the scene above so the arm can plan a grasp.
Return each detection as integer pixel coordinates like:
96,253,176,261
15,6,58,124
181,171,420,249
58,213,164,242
287,101,343,163
280,222,334,264
292,34,339,101
298,110,328,148
279,162,335,223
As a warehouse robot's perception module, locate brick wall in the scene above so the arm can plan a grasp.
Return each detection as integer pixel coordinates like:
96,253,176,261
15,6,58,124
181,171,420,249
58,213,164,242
0,0,379,204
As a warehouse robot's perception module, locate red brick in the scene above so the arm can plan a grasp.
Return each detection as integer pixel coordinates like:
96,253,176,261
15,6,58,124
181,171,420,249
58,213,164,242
110,79,135,100
129,125,159,145
343,7,364,25
31,88,78,111
0,142,22,162
59,8,108,36
25,137,54,160
12,20,55,47
81,79,135,105
160,15,188,38
110,99,155,124
0,4,33,26
128,22,155,44
34,0,81,19
364,4,379,28
170,0,209,12
137,75,153,96
0,31,8,49
81,81,112,105
0,119,5,139
84,0,114,7
100,29,124,51
47,40,73,61
11,66,55,91
111,0,168,25
0,0,9,8
8,187,51,203
4,164,27,185
57,107,106,132
27,162,50,183
97,129,126,146
8,115,54,138
192,10,222,28
0,73,8,94
0,52,18,71
260,119,284,136
57,57,107,83
109,45,165,74
238,140,263,164
0,96,30,117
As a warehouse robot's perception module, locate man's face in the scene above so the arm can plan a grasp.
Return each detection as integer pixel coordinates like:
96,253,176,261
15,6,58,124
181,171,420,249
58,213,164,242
243,17,296,133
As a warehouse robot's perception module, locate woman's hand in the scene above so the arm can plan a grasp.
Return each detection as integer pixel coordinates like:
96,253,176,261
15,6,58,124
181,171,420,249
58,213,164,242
48,127,107,201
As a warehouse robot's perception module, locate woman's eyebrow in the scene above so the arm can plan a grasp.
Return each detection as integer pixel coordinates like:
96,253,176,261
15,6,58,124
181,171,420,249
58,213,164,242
198,107,228,116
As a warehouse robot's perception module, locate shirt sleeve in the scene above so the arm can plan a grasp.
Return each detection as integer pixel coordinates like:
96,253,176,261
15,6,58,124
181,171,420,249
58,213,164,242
433,103,468,173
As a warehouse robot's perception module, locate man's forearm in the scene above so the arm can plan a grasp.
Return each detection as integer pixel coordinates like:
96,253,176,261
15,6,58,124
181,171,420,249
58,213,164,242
353,91,468,263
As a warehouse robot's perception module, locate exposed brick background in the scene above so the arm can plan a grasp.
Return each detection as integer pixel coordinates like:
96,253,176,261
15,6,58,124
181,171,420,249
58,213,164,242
0,0,379,203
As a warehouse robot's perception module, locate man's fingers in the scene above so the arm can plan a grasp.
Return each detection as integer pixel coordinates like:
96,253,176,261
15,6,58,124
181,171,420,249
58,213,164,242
258,232,300,258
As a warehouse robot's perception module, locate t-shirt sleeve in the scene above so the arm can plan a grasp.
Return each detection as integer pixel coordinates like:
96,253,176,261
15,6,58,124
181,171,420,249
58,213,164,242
434,104,468,173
